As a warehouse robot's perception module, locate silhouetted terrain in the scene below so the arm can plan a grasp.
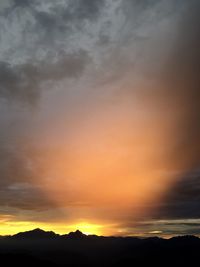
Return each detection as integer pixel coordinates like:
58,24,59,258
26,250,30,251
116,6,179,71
0,229,200,266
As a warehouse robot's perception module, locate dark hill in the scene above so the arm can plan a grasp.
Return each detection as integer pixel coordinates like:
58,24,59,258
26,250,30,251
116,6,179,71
11,228,58,239
63,229,88,239
1,230,200,267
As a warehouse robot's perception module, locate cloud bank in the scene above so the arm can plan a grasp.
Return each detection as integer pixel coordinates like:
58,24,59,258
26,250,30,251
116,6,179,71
0,0,199,235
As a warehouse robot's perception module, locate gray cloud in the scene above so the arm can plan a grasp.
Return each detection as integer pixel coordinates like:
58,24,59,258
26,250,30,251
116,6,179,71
0,141,59,211
64,0,105,21
117,218,200,236
158,0,200,169
13,0,32,8
147,0,200,220
0,182,55,211
0,50,90,104
0,0,99,215
0,61,40,104
0,0,98,104
155,171,200,219
0,0,199,230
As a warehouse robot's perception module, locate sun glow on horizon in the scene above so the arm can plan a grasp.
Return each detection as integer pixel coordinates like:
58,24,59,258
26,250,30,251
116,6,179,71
0,219,106,236
64,222,104,235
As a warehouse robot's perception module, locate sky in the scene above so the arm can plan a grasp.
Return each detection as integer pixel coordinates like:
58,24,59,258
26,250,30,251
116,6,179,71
0,0,199,237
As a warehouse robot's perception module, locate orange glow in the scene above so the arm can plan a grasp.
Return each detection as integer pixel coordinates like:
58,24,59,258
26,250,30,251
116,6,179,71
32,95,181,225
64,222,104,235
0,217,109,236
0,81,190,237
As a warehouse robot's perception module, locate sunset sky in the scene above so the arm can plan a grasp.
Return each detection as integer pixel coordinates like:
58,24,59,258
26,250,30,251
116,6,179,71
0,0,199,237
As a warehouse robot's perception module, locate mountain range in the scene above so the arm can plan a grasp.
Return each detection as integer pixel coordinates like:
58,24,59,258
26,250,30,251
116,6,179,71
0,229,200,266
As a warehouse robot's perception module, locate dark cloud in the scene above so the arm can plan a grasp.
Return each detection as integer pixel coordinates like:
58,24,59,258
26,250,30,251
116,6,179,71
64,0,105,21
0,61,40,105
41,50,91,80
0,183,55,211
14,0,105,21
155,172,200,219
123,0,160,12
35,11,57,30
0,50,90,104
0,143,57,211
116,218,200,236
148,0,200,220
34,11,68,44
0,0,94,215
13,0,32,7
0,0,94,105
0,0,199,230
160,0,200,169
118,0,200,221
33,0,105,44
0,146,33,188
121,0,174,28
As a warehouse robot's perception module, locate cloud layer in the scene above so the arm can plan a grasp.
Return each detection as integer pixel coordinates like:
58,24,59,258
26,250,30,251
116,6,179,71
0,0,199,235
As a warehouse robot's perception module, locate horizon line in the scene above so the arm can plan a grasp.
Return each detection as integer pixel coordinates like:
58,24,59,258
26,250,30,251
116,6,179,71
1,227,199,240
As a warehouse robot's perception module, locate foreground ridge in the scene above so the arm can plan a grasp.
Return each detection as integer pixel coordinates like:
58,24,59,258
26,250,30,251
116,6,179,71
2,228,200,240
0,229,200,267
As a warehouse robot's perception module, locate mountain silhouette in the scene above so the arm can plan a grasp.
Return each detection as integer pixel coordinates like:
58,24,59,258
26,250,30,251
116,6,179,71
63,229,87,239
1,229,200,267
12,228,58,239
11,228,89,240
